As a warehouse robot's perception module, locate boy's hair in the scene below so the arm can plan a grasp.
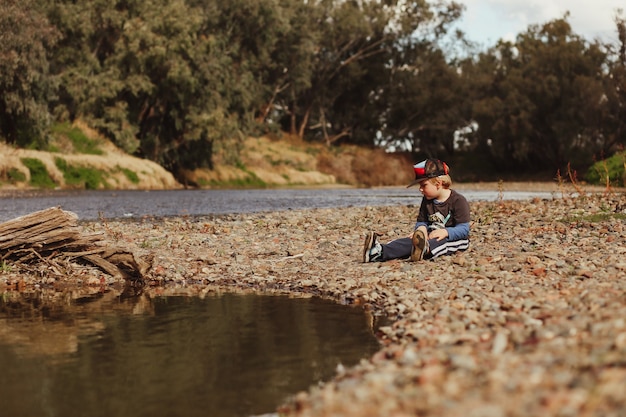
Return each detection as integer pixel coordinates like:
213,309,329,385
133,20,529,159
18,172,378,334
407,159,450,188
429,174,452,188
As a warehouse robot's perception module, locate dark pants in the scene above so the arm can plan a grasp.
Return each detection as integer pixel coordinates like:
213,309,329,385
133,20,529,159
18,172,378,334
381,236,469,261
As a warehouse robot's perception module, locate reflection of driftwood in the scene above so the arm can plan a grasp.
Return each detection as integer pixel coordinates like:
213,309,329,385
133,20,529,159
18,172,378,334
0,207,150,284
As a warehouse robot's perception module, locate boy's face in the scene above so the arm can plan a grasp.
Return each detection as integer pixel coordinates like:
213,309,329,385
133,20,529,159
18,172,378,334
418,179,440,199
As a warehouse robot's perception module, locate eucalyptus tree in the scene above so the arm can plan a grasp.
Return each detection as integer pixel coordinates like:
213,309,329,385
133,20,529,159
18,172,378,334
381,42,470,156
47,0,131,147
469,17,607,172
0,0,58,147
597,11,626,157
294,0,394,145
42,0,473,172
191,0,313,137
269,0,467,148
47,0,247,173
324,0,469,153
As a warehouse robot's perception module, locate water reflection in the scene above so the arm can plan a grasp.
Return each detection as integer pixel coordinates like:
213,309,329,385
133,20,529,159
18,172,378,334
0,291,380,417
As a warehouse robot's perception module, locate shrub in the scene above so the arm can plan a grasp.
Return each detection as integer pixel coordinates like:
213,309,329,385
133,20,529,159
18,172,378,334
1,168,27,184
116,166,140,184
585,152,626,187
50,122,104,155
20,158,56,188
55,157,105,189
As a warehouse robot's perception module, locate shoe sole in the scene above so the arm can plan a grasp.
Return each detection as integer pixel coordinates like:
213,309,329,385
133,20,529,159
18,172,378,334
411,230,427,262
363,231,375,263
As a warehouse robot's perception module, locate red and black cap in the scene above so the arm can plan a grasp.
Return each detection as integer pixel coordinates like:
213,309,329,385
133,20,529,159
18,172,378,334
407,159,449,188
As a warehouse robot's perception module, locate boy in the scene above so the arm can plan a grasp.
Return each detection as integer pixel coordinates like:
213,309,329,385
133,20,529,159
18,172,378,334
363,158,470,262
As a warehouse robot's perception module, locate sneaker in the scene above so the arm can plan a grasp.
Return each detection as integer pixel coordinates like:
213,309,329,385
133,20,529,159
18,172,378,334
363,231,382,262
411,229,428,261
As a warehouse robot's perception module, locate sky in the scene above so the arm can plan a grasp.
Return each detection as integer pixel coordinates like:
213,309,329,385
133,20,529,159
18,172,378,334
453,0,624,47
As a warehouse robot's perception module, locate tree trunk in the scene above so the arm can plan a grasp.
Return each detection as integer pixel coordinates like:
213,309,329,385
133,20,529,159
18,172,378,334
0,207,151,285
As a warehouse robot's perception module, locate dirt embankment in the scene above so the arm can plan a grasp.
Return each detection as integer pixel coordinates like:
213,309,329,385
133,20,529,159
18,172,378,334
0,141,180,191
1,127,414,191
164,135,415,189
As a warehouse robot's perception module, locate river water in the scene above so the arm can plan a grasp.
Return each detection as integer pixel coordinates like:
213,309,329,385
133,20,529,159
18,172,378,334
0,187,555,221
0,293,381,417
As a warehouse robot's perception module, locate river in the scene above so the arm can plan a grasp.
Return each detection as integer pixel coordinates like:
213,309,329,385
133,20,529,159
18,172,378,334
0,187,556,222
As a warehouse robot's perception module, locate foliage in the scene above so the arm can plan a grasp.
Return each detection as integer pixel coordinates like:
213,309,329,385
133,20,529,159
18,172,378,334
0,1,625,184
46,0,240,173
468,17,608,172
584,151,626,187
20,158,56,188
50,122,103,155
55,157,104,189
595,13,626,162
118,166,140,184
0,0,59,148
1,167,27,184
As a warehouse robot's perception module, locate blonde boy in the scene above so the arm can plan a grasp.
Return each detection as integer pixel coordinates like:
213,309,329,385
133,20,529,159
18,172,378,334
363,159,470,262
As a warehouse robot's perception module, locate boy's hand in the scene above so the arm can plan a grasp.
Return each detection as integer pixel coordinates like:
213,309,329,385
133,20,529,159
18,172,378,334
429,228,449,241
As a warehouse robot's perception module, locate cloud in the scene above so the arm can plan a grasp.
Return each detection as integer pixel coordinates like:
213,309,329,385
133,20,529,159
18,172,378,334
455,0,624,45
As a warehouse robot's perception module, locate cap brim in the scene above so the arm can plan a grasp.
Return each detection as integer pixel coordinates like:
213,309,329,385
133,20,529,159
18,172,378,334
406,178,425,188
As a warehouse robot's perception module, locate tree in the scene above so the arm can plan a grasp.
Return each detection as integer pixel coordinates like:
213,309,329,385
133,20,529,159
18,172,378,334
271,0,394,144
369,1,469,157
596,10,626,159
382,45,470,156
47,0,245,173
0,0,58,148
469,17,607,172
272,0,467,148
43,0,472,174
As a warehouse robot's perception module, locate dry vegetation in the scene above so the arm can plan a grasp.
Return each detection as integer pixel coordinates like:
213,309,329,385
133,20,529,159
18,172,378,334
1,127,415,190
180,134,414,188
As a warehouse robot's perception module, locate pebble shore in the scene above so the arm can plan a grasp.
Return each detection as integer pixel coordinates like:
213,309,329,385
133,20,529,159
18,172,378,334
4,186,626,416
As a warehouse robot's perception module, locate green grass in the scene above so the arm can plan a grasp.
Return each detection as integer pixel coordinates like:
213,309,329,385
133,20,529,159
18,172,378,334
117,166,140,184
50,122,104,155
55,157,105,189
0,260,13,273
198,163,267,188
585,152,626,187
560,212,626,223
204,177,268,188
2,168,26,184
20,158,57,188
198,172,267,188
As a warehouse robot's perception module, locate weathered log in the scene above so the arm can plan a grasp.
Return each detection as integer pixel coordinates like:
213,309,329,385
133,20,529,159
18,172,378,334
0,207,151,284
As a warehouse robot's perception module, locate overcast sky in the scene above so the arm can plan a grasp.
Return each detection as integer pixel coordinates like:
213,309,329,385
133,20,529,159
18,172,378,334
453,0,624,46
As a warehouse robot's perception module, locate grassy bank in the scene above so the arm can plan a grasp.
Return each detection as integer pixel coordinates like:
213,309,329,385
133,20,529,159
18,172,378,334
1,123,414,191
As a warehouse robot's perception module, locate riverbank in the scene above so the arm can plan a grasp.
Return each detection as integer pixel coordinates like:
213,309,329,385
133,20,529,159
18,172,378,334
0,133,413,190
2,186,626,416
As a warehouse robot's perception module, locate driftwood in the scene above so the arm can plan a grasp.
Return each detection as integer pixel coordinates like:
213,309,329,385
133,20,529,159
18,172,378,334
0,207,151,284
